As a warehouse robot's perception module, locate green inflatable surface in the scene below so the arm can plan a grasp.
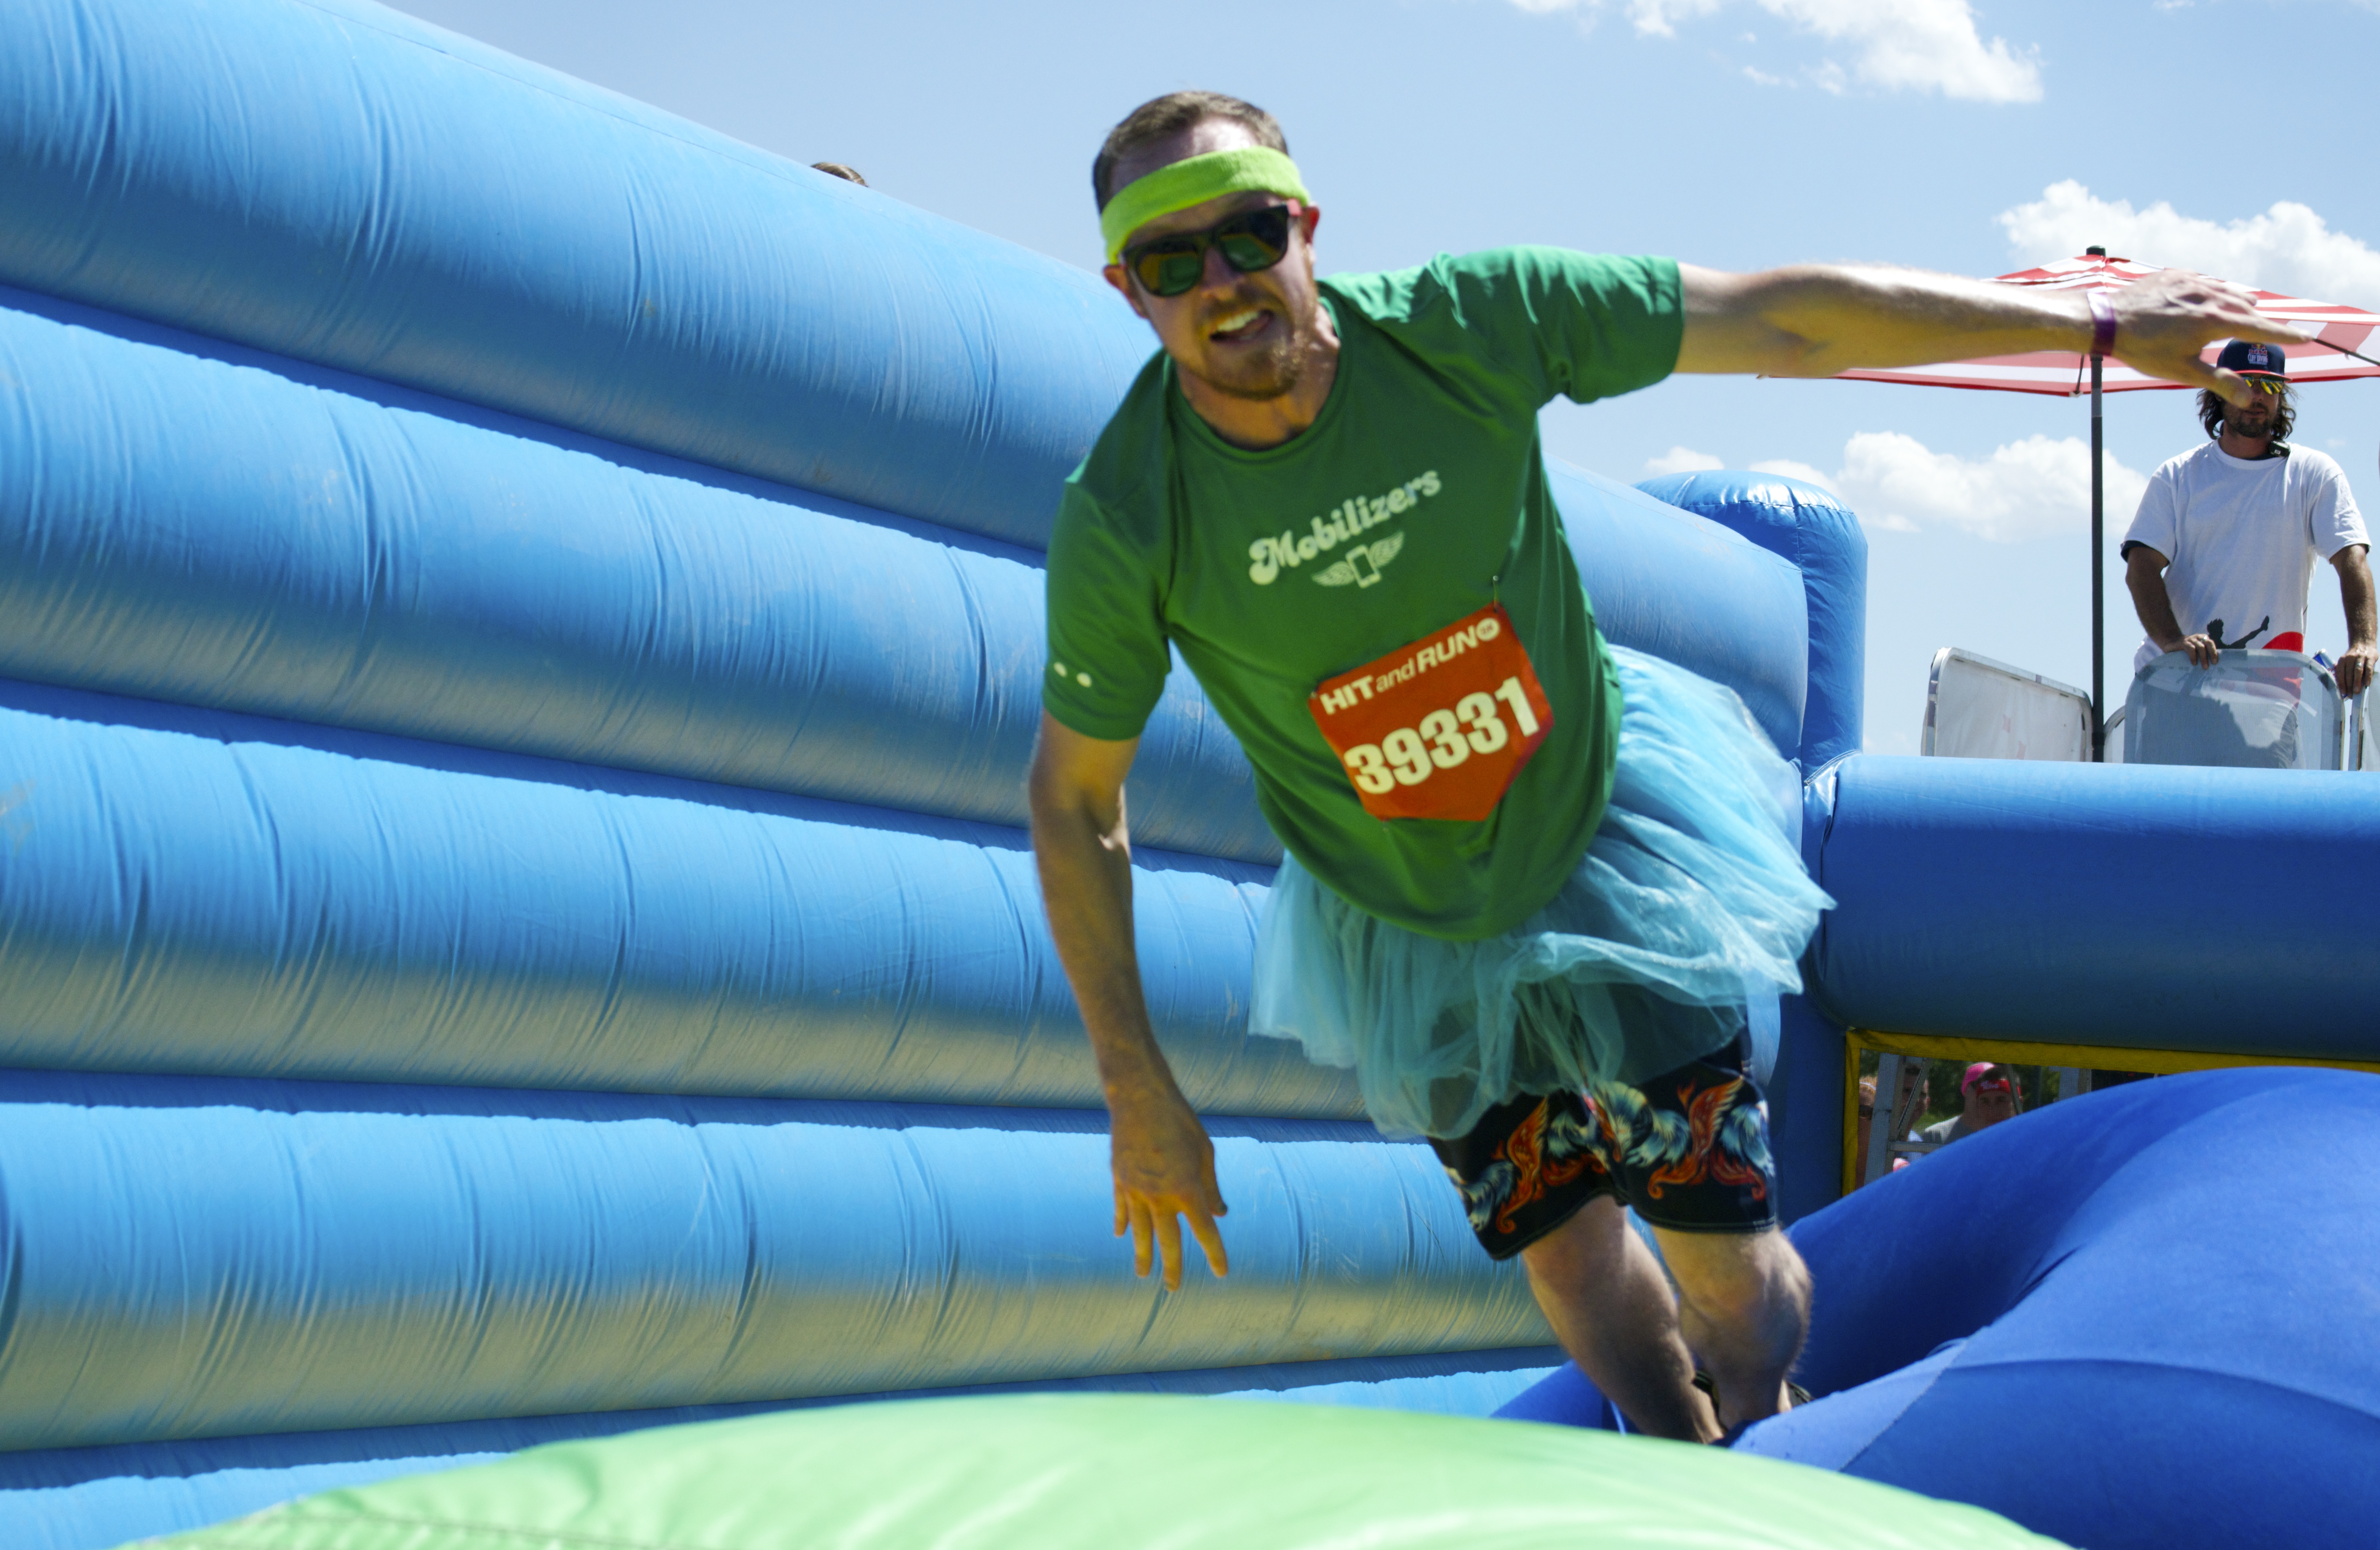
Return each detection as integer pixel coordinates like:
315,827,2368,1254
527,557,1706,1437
141,1394,2069,1549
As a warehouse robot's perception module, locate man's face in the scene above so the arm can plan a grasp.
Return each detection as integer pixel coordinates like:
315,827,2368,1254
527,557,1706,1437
2222,378,2283,440
1964,1073,2017,1128
1101,121,1324,402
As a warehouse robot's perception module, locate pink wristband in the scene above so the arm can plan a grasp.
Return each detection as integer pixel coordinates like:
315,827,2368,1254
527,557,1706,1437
2088,291,2117,357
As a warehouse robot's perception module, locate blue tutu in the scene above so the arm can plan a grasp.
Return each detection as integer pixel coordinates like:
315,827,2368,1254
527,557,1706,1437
1250,644,1832,1140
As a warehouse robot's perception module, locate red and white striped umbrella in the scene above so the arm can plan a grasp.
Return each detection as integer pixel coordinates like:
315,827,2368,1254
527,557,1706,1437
1837,252,2380,396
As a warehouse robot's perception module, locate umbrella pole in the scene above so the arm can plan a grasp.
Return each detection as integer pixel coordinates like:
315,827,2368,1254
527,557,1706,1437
2090,352,2106,762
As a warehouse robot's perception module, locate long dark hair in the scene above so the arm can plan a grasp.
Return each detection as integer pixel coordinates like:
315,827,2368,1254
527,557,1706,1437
2198,383,2295,448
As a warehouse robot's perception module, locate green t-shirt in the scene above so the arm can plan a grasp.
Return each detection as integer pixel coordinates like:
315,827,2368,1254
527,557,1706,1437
1043,248,1683,940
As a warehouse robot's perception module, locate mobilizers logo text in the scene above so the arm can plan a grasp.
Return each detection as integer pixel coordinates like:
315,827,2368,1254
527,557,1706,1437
1246,469,1441,587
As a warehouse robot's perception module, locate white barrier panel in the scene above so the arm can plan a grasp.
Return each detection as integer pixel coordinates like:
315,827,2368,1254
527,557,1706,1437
1920,649,2092,762
2123,651,2345,770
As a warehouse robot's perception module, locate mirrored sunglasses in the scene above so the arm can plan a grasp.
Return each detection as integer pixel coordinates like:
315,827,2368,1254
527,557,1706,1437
1122,205,1295,298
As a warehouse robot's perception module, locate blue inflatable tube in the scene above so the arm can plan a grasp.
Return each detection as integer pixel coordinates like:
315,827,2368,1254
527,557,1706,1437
0,0,1152,548
5,1348,1561,1550
0,292,1807,865
1809,755,2380,1053
0,287,1272,864
0,1071,1547,1452
1636,471,1864,768
1550,462,1806,757
0,685,1355,1114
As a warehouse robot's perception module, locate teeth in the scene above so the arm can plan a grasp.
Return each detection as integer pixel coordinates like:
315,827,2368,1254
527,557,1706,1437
1214,310,1260,335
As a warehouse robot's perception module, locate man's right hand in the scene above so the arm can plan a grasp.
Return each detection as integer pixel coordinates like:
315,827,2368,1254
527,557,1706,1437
1028,712,1229,1293
1109,1083,1229,1292
2172,631,2220,668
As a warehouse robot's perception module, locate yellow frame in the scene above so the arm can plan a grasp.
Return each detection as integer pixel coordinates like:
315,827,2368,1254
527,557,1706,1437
1839,1028,2380,1196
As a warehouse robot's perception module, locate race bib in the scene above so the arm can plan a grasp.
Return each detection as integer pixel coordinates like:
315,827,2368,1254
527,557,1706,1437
1307,603,1553,822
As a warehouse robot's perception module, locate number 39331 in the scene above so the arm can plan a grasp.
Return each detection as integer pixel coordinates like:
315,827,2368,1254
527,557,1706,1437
1306,603,1553,822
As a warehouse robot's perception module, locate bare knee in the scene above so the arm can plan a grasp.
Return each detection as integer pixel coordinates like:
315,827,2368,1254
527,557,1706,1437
1517,1195,1633,1297
1658,1226,1810,1326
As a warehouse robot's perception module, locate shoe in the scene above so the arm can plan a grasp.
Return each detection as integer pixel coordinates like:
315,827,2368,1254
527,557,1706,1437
1695,1372,1813,1447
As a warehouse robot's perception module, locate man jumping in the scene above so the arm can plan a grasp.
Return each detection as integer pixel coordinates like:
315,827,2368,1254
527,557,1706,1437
1028,90,2298,1444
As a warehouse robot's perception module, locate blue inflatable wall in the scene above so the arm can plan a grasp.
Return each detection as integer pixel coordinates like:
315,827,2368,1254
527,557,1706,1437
0,3,1819,1546
0,0,1149,549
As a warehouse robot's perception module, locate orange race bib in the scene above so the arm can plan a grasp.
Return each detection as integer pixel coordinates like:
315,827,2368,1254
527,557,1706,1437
1307,603,1553,822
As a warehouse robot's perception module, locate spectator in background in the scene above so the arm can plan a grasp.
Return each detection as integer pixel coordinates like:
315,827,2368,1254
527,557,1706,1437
2121,341,2374,695
1922,1063,2019,1147
812,162,868,186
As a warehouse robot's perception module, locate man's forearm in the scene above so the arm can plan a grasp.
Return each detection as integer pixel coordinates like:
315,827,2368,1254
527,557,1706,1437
2128,561,2188,652
1028,718,1228,1286
2333,546,2376,697
1679,264,2092,378
1677,262,2297,393
1028,791,1178,1108
2340,551,2376,651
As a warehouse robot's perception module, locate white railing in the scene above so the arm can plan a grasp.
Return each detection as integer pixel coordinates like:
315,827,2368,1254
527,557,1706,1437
1921,648,2094,761
2121,650,2365,770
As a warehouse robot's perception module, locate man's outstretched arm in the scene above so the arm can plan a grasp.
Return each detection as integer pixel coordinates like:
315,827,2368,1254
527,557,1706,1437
2334,545,2375,697
1675,264,2306,403
1027,712,1227,1291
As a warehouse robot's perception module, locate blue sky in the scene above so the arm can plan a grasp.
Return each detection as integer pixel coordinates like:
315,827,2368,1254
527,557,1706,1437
392,0,2380,752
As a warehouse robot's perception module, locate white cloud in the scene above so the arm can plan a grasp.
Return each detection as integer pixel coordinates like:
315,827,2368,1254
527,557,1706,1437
1998,181,2380,309
1642,435,2147,541
1748,457,1839,493
1830,431,2148,543
1767,0,2039,101
1631,0,1723,34
1514,0,2040,103
1642,445,1727,477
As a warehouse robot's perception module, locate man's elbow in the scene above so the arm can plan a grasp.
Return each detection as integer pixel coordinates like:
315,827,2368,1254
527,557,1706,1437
1025,747,1074,833
1027,747,1115,841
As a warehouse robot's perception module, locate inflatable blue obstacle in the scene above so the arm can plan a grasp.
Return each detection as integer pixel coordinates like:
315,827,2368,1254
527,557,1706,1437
0,2,2375,1547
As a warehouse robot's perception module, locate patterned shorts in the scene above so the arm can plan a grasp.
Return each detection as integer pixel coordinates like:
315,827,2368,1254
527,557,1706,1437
1427,1040,1777,1260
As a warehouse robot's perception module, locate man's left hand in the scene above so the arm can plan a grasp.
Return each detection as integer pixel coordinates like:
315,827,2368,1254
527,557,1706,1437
2336,643,2375,698
2108,270,2311,409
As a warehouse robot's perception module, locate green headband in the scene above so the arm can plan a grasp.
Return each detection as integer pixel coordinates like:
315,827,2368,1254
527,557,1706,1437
1099,147,1310,263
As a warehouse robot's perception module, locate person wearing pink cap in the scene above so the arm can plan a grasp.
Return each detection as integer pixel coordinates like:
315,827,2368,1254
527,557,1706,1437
1920,1063,2022,1147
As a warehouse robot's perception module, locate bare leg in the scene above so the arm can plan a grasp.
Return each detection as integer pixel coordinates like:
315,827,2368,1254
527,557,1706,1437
1519,1196,1720,1443
1652,1224,1811,1431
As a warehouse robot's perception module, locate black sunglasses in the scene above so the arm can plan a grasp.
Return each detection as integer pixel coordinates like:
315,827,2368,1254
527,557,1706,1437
1121,204,1296,298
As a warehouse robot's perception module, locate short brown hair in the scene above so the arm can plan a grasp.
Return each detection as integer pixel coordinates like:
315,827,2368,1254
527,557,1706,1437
1092,91,1287,210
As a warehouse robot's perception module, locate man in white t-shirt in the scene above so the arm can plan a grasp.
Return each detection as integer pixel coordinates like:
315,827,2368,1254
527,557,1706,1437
2122,340,2375,696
